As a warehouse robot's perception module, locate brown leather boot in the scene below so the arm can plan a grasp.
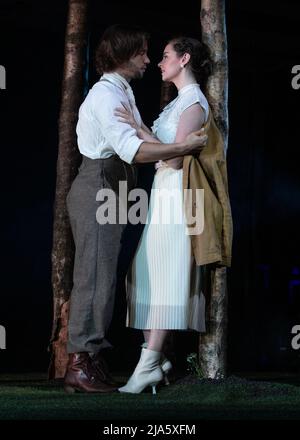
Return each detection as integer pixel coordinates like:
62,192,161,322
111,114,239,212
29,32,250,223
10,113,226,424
91,352,120,387
64,352,117,393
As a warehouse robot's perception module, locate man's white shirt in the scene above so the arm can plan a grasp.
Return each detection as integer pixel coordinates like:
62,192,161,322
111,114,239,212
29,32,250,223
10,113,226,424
76,72,144,164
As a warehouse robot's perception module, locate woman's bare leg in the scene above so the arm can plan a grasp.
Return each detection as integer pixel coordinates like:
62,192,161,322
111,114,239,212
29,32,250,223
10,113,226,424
147,329,170,352
143,330,150,343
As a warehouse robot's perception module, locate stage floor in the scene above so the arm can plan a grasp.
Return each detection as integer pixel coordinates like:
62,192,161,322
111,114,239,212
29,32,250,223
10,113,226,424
0,372,299,420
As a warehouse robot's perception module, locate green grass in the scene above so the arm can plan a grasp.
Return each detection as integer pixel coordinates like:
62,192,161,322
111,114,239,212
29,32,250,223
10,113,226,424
0,374,300,420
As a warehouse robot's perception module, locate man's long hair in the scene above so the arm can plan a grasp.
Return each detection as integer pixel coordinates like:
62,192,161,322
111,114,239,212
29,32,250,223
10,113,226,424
95,24,149,74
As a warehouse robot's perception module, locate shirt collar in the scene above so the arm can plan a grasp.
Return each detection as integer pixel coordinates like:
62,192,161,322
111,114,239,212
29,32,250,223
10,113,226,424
100,72,133,94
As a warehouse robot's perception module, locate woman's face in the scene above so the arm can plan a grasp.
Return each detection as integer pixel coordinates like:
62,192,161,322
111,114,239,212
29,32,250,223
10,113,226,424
158,43,182,82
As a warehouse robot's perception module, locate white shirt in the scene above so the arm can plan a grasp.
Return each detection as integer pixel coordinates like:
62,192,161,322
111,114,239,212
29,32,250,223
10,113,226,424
76,72,143,164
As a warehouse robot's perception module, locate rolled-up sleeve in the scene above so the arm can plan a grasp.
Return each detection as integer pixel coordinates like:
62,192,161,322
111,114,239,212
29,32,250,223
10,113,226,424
92,89,144,164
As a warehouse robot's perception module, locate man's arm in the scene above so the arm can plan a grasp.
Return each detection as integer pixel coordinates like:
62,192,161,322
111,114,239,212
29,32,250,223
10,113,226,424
133,129,207,163
113,104,207,163
93,88,206,165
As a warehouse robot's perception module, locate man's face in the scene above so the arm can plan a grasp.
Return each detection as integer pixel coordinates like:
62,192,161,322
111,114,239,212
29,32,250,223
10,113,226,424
126,42,150,79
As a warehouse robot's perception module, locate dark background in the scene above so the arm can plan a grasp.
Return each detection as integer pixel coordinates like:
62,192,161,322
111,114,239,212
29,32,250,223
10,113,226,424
0,0,299,375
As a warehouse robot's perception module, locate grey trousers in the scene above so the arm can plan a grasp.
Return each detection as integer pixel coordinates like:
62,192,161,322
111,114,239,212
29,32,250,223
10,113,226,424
66,155,137,355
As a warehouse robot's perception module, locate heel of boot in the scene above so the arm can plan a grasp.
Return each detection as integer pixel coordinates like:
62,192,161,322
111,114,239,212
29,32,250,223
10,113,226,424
161,358,172,373
151,383,159,395
163,373,170,386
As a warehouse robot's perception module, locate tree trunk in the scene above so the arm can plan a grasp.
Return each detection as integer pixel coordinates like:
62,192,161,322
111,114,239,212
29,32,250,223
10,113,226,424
201,0,228,152
49,0,88,379
199,0,229,379
159,81,176,111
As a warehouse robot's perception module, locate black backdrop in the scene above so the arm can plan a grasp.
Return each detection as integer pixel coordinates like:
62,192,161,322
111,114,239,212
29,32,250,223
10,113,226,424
0,0,299,375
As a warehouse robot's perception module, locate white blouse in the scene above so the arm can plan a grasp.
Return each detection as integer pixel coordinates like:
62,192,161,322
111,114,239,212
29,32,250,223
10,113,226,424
152,83,209,144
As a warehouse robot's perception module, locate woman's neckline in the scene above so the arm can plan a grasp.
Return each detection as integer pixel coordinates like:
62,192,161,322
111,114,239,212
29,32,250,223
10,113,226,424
178,83,200,96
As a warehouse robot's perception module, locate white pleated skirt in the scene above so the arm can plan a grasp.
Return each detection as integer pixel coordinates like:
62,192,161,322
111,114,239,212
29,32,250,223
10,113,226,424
126,166,206,332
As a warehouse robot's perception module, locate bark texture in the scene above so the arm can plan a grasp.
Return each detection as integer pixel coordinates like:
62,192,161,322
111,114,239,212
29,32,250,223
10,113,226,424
159,81,176,111
49,0,88,379
199,0,229,379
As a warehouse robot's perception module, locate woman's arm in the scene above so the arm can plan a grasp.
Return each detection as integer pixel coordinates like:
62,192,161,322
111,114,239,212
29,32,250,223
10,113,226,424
141,120,153,135
133,129,206,163
138,127,160,143
114,107,159,143
165,103,205,169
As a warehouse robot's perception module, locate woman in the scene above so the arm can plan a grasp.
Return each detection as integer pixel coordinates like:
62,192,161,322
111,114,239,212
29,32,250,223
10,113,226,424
116,36,212,394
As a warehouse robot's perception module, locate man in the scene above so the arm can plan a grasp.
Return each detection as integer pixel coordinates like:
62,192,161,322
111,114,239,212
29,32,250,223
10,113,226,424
64,24,207,393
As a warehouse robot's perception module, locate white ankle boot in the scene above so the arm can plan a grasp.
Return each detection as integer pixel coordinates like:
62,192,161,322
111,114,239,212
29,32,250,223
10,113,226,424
141,342,173,385
118,348,163,394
